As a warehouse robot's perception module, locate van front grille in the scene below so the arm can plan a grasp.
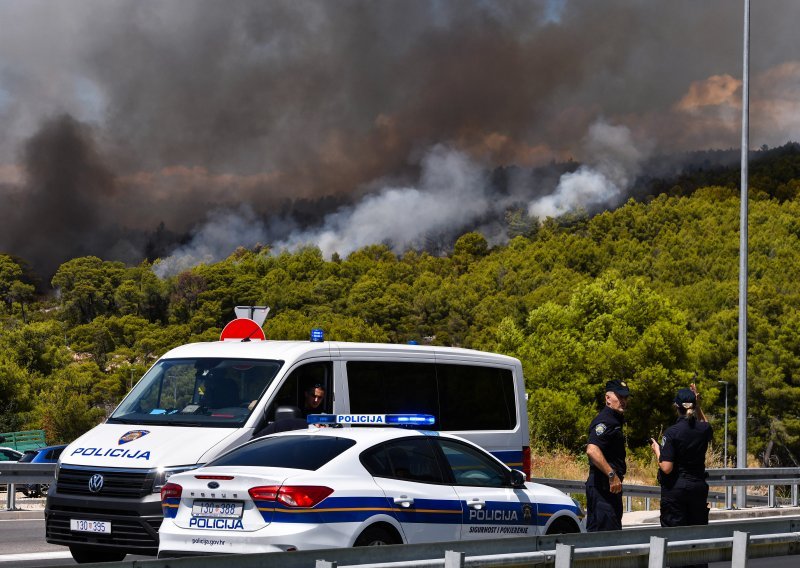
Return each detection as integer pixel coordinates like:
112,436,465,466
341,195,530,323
57,466,152,498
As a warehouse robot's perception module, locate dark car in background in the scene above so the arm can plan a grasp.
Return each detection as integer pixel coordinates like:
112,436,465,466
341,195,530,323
0,447,23,462
18,444,67,497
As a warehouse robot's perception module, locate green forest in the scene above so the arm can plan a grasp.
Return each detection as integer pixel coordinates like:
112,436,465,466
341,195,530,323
4,144,800,468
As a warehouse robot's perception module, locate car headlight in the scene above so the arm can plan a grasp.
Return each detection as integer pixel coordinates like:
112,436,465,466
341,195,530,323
152,464,202,493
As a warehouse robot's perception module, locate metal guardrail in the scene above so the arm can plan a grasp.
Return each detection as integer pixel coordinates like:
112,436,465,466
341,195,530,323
535,467,800,511
40,516,800,568
1,464,796,512
0,462,56,510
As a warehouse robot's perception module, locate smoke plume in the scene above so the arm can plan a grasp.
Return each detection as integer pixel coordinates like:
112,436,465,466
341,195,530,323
2,1,800,278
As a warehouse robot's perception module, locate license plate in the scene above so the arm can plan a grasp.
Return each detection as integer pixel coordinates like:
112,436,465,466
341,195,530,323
191,500,243,518
70,519,111,534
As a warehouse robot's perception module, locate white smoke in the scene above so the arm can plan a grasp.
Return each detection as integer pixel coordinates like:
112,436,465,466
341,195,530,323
153,146,498,278
153,204,272,278
529,120,648,219
274,145,493,256
153,125,650,278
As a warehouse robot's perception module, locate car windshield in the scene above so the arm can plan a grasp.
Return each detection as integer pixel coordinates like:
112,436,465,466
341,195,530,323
208,435,356,470
108,358,283,427
18,451,36,463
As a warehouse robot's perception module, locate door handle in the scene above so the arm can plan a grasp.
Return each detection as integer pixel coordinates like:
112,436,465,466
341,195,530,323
393,495,414,508
468,498,485,510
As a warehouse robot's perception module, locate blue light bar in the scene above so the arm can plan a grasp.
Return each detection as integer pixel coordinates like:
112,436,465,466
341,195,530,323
310,328,324,342
385,414,435,425
307,414,436,426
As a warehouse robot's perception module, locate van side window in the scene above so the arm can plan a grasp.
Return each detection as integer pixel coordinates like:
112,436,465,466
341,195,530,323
347,361,516,432
346,362,438,421
437,365,516,431
267,362,332,422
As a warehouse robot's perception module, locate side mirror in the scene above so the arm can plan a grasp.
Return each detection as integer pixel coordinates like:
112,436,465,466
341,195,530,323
509,469,526,488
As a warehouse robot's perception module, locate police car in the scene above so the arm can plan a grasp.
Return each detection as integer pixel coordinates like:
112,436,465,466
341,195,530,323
157,414,584,557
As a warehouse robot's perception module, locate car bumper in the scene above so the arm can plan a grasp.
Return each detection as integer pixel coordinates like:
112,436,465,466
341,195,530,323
158,519,360,556
45,490,163,555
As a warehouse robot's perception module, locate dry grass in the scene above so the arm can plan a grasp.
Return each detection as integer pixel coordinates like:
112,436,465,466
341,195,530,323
532,445,767,511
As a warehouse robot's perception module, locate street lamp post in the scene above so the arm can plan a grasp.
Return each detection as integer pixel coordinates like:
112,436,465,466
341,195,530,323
718,381,729,467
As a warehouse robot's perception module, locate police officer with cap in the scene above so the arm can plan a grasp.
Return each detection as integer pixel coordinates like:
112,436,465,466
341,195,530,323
585,379,630,531
650,385,712,529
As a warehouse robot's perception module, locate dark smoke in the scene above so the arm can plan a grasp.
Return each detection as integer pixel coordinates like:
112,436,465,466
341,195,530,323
1,1,800,278
0,115,139,278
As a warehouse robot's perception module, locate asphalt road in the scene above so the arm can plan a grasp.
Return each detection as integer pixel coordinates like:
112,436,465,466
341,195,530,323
0,518,151,566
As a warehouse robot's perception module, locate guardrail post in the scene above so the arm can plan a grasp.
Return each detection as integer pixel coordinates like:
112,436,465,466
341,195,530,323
626,495,632,512
5,484,17,511
555,543,574,568
725,486,734,510
648,536,667,568
768,485,777,507
315,560,336,568
731,531,750,568
445,550,465,568
645,497,651,511
792,484,799,507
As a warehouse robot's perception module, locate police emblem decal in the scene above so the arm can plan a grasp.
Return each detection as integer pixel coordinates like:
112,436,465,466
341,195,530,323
89,473,104,493
522,504,532,521
595,423,607,435
119,430,150,445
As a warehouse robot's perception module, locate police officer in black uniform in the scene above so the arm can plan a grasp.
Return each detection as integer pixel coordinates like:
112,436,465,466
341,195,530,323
585,379,630,531
650,386,712,527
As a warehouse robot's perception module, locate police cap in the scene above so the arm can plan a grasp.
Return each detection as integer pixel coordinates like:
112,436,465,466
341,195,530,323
605,379,630,397
674,387,696,406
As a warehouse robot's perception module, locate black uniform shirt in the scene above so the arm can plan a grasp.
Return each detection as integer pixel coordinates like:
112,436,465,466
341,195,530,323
659,417,713,480
586,405,626,485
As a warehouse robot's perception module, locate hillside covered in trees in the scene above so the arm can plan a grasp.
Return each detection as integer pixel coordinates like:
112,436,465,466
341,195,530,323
3,146,800,468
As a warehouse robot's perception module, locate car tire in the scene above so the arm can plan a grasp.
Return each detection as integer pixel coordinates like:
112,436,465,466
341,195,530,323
69,545,127,564
354,525,400,546
545,516,580,535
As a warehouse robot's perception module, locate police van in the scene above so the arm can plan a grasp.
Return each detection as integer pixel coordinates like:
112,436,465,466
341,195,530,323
45,308,530,563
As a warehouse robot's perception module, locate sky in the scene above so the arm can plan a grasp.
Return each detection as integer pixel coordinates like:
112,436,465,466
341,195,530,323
1,0,799,279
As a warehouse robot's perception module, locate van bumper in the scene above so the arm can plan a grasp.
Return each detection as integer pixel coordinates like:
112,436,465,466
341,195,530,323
45,490,162,556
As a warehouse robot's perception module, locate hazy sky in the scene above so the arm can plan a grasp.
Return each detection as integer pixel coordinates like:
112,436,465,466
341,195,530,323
1,1,798,277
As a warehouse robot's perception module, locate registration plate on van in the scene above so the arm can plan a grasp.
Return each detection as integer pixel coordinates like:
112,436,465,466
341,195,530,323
70,519,111,533
191,501,243,518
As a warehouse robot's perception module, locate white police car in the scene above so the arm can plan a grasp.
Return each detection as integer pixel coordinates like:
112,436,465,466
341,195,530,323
157,415,584,557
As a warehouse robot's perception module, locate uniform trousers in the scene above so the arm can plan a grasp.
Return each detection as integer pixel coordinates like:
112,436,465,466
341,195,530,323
660,476,710,568
586,484,623,532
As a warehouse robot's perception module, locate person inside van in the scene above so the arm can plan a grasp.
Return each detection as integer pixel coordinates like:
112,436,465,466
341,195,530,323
302,383,326,417
202,374,240,409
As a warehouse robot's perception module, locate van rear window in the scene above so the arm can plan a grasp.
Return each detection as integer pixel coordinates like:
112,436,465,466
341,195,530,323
346,362,516,431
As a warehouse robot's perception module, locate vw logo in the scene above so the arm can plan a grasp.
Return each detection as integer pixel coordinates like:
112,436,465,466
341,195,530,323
88,474,104,493
207,481,220,489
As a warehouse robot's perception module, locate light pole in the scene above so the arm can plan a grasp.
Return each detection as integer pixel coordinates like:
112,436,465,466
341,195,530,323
736,0,751,509
718,381,729,467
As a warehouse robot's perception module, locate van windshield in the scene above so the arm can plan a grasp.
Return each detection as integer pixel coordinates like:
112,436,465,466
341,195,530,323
108,358,283,427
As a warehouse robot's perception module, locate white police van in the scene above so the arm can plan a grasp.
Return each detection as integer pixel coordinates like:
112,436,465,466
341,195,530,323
46,308,530,563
